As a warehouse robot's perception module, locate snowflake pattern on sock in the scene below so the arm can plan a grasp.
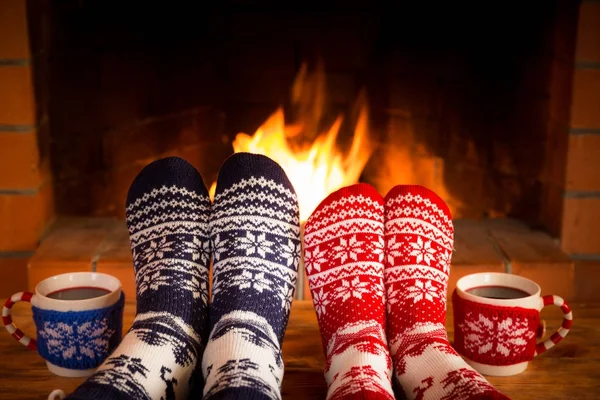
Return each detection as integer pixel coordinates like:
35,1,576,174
88,355,151,398
202,153,300,400
67,157,211,400
304,183,395,400
384,185,509,400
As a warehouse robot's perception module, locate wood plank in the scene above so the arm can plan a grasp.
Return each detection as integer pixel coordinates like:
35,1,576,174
1,301,598,399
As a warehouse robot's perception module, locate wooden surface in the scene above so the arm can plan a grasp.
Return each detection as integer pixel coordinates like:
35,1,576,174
1,300,599,399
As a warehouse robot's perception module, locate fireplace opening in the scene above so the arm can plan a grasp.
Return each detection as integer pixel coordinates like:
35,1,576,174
4,0,597,301
44,2,575,231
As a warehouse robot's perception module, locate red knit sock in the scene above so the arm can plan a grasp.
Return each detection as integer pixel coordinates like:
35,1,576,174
304,183,394,400
384,185,510,400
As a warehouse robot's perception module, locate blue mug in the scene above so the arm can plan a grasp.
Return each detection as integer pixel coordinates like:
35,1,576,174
2,272,124,377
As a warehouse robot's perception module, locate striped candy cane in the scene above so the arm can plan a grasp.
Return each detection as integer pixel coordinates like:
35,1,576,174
535,295,573,356
2,291,37,350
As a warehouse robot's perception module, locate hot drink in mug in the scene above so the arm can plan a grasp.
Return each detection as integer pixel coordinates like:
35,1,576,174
452,272,572,377
2,272,124,377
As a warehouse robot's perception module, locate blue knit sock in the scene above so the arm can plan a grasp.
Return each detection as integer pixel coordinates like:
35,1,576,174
202,153,301,400
67,157,211,400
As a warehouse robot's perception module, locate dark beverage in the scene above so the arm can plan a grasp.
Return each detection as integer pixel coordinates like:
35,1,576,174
466,285,531,300
47,286,111,300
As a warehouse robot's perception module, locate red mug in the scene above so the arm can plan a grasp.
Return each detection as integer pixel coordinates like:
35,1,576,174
452,272,572,376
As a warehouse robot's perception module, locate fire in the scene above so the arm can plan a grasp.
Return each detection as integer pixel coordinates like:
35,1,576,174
211,63,372,222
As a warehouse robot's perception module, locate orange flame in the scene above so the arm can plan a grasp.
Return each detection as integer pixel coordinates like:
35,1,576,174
211,63,372,222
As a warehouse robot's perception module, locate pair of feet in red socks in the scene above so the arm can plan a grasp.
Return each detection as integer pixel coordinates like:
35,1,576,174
304,184,510,400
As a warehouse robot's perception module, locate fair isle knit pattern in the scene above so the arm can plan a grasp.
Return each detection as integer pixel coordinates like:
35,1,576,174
202,153,300,400
304,184,394,400
384,185,508,400
68,157,211,400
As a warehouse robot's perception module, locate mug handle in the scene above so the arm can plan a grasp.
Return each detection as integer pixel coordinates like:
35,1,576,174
2,292,37,350
535,295,572,356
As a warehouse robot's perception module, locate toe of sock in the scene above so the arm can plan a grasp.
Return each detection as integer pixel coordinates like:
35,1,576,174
126,156,208,206
214,152,295,197
305,183,383,234
384,184,452,220
323,183,382,205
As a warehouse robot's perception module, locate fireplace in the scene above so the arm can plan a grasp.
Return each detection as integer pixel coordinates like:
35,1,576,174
1,1,599,300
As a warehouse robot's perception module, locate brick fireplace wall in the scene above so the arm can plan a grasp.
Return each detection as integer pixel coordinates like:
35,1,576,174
565,0,600,300
0,0,54,295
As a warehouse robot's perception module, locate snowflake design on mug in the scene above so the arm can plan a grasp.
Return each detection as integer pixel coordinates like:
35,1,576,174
39,319,115,361
459,312,534,357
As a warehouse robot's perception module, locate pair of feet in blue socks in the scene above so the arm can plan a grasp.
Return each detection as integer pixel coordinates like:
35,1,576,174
67,153,301,400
